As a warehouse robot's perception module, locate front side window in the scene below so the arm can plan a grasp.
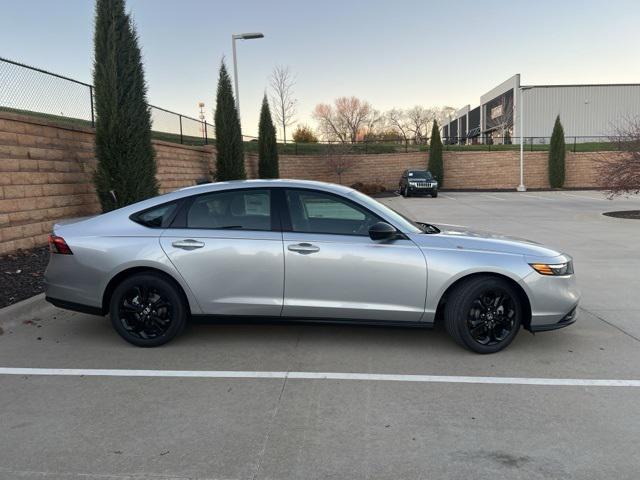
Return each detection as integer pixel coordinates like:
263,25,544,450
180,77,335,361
286,190,380,236
187,189,271,230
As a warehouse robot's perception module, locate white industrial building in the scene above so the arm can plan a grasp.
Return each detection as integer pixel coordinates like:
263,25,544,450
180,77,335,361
442,74,640,144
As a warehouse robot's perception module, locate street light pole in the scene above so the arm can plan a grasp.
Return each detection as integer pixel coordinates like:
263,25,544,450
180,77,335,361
231,32,264,120
517,87,529,192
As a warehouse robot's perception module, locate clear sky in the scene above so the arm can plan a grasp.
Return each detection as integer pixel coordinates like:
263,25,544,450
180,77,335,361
1,0,639,137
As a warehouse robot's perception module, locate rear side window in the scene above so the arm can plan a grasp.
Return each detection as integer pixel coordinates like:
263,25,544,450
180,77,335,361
186,189,272,231
131,202,178,228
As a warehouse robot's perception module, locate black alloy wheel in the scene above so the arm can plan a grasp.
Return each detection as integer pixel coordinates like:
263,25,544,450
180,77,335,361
110,273,186,347
466,289,516,346
444,276,522,353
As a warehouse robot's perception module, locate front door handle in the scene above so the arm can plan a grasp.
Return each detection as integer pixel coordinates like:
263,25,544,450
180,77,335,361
287,242,320,254
172,239,205,250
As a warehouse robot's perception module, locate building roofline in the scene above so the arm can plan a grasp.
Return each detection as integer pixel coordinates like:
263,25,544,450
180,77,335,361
522,83,640,88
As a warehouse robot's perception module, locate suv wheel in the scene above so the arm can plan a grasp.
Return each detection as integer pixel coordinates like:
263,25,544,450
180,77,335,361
109,273,187,347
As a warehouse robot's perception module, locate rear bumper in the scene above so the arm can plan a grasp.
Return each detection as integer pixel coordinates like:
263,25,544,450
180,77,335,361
45,296,104,316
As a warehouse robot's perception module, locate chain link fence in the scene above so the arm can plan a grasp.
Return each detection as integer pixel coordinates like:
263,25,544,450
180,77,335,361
0,56,214,146
0,56,620,154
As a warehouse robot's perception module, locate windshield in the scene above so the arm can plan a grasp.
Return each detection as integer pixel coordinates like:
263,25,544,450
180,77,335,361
349,191,438,234
407,171,432,179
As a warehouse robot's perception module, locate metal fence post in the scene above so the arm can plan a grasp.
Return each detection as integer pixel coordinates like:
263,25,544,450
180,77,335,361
405,139,408,153
179,115,183,144
89,85,95,127
204,122,208,145
573,137,577,153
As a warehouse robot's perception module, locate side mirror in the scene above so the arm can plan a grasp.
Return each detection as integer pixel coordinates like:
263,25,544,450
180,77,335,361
369,222,398,241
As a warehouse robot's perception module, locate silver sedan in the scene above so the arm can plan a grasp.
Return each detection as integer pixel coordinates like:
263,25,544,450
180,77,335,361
44,180,579,353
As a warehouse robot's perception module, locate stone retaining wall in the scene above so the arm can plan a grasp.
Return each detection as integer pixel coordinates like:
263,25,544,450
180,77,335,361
0,111,610,255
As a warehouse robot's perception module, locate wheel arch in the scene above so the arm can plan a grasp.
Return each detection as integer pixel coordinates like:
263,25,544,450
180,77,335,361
434,272,532,330
101,266,194,315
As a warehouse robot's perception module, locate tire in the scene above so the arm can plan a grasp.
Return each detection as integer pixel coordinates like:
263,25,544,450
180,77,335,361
444,276,522,354
403,187,411,198
109,272,187,347
432,190,438,198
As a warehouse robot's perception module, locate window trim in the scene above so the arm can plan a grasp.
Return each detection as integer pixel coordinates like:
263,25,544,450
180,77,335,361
167,187,281,232
279,187,393,238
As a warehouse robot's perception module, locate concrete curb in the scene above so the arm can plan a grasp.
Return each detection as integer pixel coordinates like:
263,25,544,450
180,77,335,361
0,294,50,327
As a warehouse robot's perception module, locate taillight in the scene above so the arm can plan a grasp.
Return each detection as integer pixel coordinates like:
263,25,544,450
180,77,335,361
48,234,73,255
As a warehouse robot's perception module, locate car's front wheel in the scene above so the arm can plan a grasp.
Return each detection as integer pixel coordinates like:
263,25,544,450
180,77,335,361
109,272,187,347
444,276,522,353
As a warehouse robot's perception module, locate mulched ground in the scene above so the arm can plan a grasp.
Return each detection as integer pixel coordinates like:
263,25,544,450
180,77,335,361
0,246,49,308
603,210,640,220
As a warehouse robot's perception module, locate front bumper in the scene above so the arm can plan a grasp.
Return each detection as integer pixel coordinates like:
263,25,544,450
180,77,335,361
520,259,580,331
530,305,578,332
408,187,438,195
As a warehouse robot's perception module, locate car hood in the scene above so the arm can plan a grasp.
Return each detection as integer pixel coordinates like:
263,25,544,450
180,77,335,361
424,223,562,258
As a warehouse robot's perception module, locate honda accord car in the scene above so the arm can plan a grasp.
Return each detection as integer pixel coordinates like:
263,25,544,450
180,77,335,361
44,180,579,353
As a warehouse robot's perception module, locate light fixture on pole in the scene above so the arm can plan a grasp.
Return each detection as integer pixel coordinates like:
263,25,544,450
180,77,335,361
517,87,532,192
197,102,206,138
231,32,264,120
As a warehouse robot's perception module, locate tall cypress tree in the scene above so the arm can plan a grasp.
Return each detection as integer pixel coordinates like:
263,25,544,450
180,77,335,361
214,62,245,181
93,0,158,212
429,120,444,185
548,115,566,188
257,95,279,178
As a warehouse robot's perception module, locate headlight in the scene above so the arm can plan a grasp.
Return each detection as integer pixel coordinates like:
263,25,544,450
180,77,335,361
530,261,574,276
409,182,417,186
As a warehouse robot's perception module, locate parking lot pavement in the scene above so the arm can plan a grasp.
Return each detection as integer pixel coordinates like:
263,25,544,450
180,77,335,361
1,191,639,479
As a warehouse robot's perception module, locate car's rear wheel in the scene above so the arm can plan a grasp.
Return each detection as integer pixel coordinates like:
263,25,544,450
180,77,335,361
109,273,186,347
444,276,522,353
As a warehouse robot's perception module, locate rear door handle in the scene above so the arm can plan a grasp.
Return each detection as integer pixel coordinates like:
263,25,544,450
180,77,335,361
287,242,320,254
172,239,205,250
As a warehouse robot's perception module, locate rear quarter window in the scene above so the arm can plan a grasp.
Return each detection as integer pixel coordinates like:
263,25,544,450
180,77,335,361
131,202,178,228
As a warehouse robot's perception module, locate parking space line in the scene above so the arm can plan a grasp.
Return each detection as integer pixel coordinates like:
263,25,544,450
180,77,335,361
481,194,506,201
561,192,606,201
519,193,553,200
1,367,639,387
440,194,457,200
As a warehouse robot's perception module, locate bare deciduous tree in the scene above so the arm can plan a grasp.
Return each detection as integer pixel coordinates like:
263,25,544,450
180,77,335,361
385,108,411,142
361,108,384,139
313,96,374,143
270,65,297,144
598,118,640,197
326,144,354,184
406,106,434,143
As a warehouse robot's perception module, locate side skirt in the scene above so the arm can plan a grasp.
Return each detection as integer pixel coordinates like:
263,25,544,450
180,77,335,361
190,314,435,329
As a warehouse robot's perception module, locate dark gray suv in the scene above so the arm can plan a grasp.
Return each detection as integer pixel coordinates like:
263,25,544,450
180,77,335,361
399,170,438,198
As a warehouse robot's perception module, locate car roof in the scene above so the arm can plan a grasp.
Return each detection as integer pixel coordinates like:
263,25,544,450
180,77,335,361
177,179,354,196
